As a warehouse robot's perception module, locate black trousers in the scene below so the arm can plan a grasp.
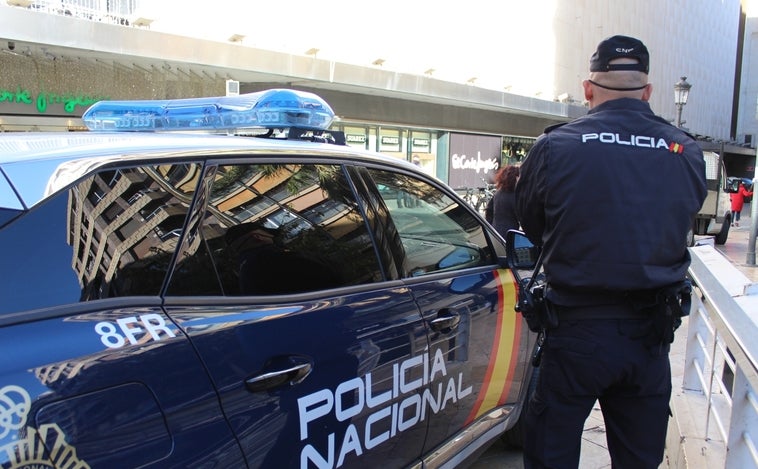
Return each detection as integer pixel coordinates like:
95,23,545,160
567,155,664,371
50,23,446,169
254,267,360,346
523,313,671,469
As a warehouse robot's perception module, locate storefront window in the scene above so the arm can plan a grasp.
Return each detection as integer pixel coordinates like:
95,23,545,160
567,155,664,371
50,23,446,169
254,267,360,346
379,129,402,154
411,132,431,154
501,136,536,166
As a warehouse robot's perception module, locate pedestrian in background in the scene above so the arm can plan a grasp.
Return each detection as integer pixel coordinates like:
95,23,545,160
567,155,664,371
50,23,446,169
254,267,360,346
515,35,707,468
485,164,520,238
730,181,753,226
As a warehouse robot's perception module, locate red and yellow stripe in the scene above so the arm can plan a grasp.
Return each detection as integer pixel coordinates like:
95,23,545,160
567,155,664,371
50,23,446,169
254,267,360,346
464,269,522,424
669,142,685,154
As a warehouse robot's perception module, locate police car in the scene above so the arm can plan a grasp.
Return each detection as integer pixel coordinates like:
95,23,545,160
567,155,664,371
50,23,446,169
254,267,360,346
0,89,536,468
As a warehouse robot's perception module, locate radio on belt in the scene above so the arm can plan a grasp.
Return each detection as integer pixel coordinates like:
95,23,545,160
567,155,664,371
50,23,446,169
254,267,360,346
82,88,336,132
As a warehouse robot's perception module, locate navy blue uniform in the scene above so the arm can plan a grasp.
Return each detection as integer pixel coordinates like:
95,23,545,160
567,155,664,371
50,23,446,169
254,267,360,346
515,98,706,468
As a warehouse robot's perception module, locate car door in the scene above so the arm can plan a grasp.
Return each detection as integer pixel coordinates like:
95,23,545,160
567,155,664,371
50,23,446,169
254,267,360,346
163,160,431,468
0,161,246,468
360,167,534,457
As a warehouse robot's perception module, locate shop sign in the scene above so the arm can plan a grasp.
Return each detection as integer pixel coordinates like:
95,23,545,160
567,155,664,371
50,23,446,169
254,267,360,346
346,134,366,144
381,136,400,145
448,133,501,189
0,86,109,115
412,138,429,147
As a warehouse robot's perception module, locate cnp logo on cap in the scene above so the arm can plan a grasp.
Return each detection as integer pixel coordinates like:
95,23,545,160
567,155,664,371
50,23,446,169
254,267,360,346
589,35,650,74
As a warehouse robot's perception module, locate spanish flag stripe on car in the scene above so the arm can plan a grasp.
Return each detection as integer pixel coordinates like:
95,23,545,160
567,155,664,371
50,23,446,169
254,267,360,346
464,269,521,424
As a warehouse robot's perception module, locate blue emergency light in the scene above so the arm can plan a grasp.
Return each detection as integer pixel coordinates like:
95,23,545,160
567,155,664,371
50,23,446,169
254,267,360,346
82,88,336,132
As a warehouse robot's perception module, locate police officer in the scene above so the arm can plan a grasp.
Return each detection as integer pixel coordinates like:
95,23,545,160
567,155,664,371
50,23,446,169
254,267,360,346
515,35,707,468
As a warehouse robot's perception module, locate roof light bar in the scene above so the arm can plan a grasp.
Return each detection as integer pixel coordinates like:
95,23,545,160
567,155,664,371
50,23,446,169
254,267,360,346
82,88,335,132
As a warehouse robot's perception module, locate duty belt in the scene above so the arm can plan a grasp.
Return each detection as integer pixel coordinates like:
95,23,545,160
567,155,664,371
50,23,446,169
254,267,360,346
528,281,692,365
553,303,644,320
549,281,693,322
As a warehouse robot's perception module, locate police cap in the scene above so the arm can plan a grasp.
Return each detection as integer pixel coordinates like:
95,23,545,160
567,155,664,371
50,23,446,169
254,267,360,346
590,35,650,74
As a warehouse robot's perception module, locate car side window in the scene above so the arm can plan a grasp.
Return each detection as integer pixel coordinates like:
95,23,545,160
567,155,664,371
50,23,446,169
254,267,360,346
0,162,201,314
166,163,382,296
366,168,494,277
71,163,201,299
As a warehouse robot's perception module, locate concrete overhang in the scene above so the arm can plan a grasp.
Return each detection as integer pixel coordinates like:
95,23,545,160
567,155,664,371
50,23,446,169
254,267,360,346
0,5,587,135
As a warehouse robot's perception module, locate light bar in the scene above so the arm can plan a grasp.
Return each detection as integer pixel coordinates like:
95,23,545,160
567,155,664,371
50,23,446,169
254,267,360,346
82,88,335,132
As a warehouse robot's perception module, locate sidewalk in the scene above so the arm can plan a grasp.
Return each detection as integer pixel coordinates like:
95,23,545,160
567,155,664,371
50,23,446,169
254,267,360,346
710,212,758,282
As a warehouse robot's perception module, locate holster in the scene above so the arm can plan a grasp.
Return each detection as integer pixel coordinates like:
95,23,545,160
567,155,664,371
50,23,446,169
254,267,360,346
517,283,559,333
628,280,693,346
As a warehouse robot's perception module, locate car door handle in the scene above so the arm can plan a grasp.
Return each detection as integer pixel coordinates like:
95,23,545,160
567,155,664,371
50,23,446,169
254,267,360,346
429,311,461,332
245,356,313,392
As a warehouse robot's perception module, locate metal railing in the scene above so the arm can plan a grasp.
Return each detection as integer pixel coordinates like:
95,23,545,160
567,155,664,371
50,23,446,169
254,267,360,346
684,245,758,468
18,0,140,27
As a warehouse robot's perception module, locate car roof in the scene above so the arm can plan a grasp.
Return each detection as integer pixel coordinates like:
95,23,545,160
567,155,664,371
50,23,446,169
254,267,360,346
0,131,421,210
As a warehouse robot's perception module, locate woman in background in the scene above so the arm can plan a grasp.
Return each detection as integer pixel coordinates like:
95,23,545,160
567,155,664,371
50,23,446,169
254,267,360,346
485,164,520,238
731,181,753,227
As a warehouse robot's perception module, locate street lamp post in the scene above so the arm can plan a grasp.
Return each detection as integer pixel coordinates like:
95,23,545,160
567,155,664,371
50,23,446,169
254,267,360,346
674,76,692,128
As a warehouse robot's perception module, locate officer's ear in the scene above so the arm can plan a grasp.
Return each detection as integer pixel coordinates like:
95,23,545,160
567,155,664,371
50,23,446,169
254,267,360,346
582,79,593,101
641,83,653,102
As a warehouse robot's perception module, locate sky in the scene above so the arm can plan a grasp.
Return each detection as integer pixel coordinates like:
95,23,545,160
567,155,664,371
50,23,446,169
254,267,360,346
138,0,557,96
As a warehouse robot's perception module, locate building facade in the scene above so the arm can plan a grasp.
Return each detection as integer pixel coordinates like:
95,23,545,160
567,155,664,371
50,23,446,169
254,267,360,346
1,0,755,183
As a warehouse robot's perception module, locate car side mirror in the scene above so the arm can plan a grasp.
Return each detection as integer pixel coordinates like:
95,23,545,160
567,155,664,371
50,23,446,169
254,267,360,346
505,230,541,271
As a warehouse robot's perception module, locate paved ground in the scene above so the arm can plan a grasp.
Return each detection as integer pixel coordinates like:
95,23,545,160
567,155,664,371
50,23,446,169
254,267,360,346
470,210,758,468
470,404,611,468
711,212,758,282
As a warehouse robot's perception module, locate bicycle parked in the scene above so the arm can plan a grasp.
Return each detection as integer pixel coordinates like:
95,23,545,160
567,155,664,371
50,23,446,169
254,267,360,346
459,187,478,208
474,183,496,214
459,182,496,214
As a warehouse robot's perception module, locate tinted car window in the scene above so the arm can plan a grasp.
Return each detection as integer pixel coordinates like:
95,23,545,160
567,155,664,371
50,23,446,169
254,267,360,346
167,163,382,296
366,168,494,277
72,164,200,299
0,169,23,213
0,163,199,314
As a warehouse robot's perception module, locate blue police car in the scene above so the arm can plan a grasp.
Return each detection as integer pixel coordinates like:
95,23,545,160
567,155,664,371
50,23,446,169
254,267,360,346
0,89,536,468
